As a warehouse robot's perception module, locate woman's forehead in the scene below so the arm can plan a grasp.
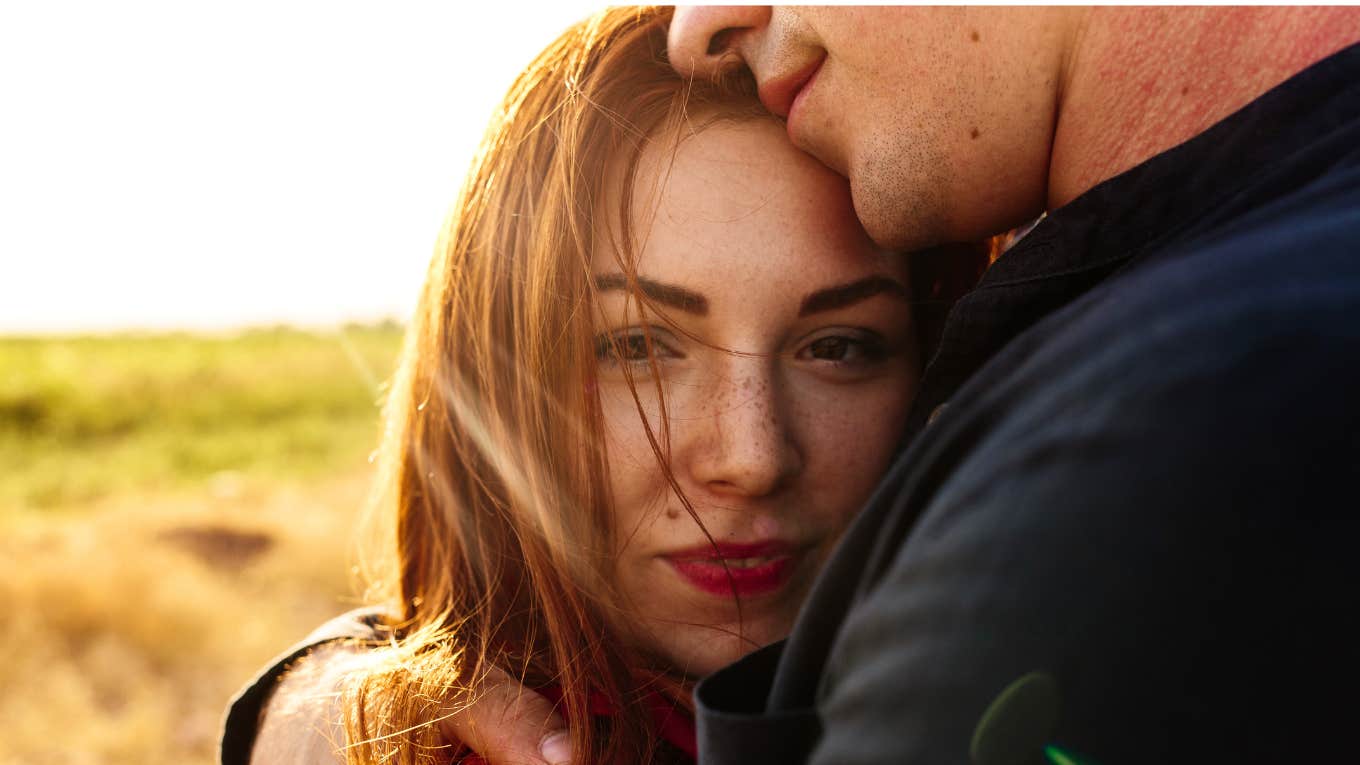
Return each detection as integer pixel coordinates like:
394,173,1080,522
591,118,896,289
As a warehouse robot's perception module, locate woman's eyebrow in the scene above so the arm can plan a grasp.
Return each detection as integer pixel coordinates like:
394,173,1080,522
593,273,709,315
799,276,908,317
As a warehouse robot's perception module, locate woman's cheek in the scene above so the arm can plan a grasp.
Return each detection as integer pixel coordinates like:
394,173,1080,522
598,379,679,534
805,376,914,498
601,393,648,479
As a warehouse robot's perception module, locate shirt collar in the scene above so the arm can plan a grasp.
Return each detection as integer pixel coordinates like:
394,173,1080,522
903,41,1360,440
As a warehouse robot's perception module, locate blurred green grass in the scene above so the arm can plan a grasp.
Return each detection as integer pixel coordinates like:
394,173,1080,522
0,322,404,511
0,322,406,765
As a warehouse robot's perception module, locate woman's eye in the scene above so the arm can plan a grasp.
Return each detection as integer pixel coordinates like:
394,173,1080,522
801,332,888,365
594,331,675,364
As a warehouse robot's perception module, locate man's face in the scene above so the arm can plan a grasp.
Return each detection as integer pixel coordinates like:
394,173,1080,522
668,6,1071,251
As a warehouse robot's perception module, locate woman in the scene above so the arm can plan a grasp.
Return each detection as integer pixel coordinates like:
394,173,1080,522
230,7,989,764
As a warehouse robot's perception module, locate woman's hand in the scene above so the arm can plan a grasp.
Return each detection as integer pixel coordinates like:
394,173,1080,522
250,644,574,765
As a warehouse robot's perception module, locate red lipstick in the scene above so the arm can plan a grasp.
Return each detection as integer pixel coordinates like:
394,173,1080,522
665,541,798,598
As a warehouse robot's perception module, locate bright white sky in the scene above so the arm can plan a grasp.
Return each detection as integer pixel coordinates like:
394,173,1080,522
0,0,605,333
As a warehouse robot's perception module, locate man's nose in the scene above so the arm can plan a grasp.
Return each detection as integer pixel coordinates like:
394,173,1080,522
683,363,801,499
667,6,771,79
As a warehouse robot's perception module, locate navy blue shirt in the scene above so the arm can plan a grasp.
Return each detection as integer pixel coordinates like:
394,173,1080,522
696,43,1360,765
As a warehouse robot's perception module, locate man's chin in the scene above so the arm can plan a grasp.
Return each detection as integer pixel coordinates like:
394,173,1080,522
850,182,948,253
854,191,941,251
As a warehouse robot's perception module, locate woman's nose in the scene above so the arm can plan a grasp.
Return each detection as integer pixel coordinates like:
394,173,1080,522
667,6,772,79
682,362,801,499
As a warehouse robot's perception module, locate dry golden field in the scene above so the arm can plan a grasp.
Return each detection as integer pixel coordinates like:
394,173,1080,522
0,324,404,765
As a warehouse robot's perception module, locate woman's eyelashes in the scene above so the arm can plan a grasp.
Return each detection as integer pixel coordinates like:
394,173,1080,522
594,325,896,373
797,329,891,368
594,328,682,366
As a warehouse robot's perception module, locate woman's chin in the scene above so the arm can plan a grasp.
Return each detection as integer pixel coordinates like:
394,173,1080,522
642,616,793,678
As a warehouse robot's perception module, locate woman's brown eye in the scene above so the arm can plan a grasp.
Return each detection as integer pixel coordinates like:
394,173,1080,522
595,332,668,363
802,332,888,365
809,336,853,360
619,335,652,359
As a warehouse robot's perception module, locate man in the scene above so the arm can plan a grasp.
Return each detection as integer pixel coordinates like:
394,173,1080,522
664,7,1360,764
233,7,1360,764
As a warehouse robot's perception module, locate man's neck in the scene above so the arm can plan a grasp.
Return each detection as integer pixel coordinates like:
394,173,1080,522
1047,7,1359,210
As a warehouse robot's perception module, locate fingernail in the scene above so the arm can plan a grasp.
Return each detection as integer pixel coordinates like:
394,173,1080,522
540,731,572,765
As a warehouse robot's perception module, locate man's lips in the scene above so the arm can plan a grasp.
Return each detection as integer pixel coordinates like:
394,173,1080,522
757,53,826,120
665,541,800,598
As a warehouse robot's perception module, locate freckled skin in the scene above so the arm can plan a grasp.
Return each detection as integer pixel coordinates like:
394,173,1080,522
591,119,918,676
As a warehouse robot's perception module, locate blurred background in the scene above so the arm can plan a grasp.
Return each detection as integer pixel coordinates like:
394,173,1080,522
0,2,599,762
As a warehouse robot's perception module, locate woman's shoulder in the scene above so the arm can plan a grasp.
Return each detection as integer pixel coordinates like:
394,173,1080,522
221,607,394,765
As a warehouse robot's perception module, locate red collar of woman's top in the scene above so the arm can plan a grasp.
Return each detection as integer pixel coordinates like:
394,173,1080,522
460,684,696,763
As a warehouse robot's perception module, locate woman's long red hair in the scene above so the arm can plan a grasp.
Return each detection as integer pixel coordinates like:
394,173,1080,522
340,8,760,764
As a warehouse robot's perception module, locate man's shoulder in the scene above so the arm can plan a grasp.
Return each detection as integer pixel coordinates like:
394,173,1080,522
949,165,1360,498
995,153,1360,409
804,173,1360,764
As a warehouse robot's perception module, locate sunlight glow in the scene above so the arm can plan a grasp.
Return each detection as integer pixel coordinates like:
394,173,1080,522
0,0,604,333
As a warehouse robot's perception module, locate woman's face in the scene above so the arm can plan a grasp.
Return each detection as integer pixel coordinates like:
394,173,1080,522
591,117,919,676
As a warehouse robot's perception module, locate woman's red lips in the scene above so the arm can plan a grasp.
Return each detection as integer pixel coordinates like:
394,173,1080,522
757,53,826,119
665,541,799,598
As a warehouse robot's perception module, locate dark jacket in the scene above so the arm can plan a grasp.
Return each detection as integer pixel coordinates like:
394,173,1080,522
695,42,1360,765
